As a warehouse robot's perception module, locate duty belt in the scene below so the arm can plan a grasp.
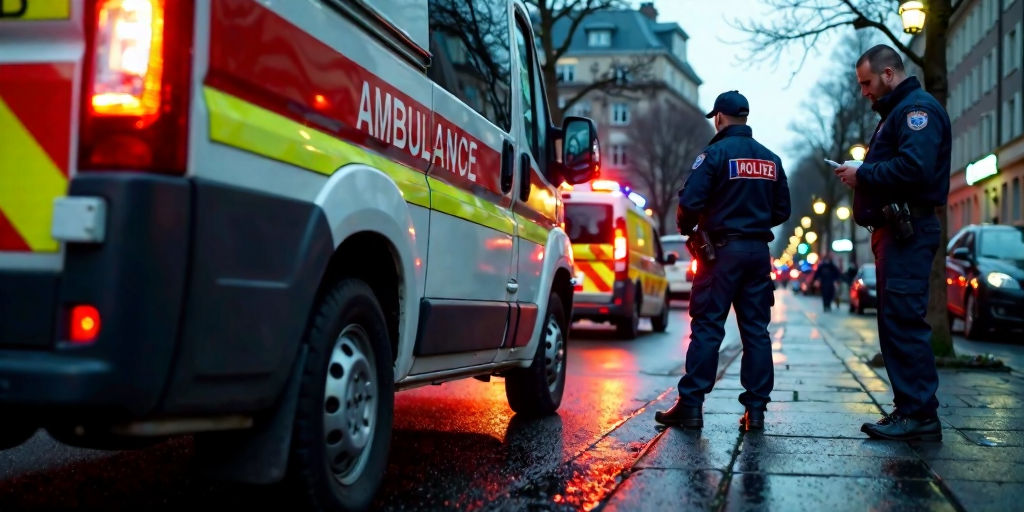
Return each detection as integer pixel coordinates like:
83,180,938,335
711,233,772,247
866,205,934,233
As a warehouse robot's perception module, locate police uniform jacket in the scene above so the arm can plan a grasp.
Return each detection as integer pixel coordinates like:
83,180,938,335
853,76,952,227
677,125,791,240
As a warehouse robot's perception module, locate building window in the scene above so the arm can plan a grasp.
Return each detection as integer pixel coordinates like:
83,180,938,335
1005,24,1020,77
567,100,591,117
587,30,611,47
610,144,627,166
1006,93,1023,143
556,63,575,83
611,102,630,125
1002,182,1009,224
1013,178,1021,221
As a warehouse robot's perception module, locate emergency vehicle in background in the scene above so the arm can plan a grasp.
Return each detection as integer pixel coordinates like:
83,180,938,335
561,180,672,339
0,0,600,510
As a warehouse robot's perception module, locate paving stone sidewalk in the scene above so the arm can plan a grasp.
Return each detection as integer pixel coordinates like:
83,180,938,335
600,291,1024,512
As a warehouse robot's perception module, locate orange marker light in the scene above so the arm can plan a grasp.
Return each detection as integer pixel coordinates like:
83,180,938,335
70,305,101,343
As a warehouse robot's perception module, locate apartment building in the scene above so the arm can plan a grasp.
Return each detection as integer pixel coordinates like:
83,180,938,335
549,2,706,183
944,0,1024,231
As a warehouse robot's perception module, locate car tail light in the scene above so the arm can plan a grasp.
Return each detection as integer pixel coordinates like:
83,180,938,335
690,259,698,275
69,305,101,344
614,228,627,260
79,0,194,173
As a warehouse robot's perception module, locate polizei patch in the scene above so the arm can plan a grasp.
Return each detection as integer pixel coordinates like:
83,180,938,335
907,110,928,131
692,153,707,170
728,158,777,180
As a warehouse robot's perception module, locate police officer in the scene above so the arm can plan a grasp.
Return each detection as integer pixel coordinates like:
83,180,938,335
655,91,791,431
834,45,951,442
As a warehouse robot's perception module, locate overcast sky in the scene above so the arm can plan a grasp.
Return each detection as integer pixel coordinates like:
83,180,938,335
646,0,847,170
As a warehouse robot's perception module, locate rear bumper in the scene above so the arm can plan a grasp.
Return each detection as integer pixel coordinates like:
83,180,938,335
572,279,636,321
0,173,191,418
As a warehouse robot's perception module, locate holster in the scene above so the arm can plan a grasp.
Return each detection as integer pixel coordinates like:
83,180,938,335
882,203,914,240
686,230,717,264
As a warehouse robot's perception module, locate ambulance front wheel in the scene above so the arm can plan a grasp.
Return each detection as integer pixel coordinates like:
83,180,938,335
505,292,568,417
289,278,394,512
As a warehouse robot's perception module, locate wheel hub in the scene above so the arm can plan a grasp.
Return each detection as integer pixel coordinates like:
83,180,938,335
543,316,565,392
323,325,378,485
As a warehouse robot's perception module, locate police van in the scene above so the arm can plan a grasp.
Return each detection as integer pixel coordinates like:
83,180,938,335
562,180,672,339
0,1,600,510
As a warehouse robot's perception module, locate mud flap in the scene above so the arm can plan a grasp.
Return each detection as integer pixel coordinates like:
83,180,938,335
192,345,307,484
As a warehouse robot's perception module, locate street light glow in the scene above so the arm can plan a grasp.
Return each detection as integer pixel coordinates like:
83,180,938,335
807,252,819,265
836,206,851,220
899,1,926,34
798,243,809,255
849,144,868,161
801,216,812,229
795,226,804,237
789,236,799,244
805,231,818,244
813,199,827,215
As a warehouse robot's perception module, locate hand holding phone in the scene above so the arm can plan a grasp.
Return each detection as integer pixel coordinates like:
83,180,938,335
824,159,841,168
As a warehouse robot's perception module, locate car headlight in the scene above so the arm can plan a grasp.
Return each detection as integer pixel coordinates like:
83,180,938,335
986,272,1021,289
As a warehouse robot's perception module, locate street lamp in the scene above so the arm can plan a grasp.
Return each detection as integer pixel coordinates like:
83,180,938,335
849,144,868,161
789,235,799,245
899,1,926,34
795,226,804,237
801,216,812,229
836,206,851,220
805,231,818,244
813,199,827,215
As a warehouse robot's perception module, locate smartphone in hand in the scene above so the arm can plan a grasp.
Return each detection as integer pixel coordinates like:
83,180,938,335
824,159,841,168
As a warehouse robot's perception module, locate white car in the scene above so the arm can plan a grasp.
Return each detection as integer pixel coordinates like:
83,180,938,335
660,234,697,301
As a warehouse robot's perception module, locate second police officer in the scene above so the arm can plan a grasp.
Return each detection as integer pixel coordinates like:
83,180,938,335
655,91,791,431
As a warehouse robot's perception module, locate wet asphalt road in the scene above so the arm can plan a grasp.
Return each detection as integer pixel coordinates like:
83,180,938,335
0,301,740,511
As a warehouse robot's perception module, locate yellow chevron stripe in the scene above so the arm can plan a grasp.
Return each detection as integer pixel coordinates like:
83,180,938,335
0,95,68,251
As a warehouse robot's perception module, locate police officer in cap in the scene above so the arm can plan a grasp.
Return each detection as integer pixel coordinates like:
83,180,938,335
655,91,791,431
834,44,951,442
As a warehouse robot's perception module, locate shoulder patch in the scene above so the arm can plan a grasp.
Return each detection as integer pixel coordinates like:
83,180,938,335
728,159,777,181
907,110,928,131
692,153,707,170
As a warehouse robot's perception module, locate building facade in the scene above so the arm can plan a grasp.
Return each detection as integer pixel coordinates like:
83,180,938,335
943,0,1024,233
548,2,707,187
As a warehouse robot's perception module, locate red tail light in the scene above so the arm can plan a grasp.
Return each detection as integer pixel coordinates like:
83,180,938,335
79,0,194,174
614,228,627,260
69,305,101,344
690,259,698,274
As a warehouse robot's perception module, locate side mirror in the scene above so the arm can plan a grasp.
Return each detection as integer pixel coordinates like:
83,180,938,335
559,116,600,185
952,247,972,260
665,252,678,265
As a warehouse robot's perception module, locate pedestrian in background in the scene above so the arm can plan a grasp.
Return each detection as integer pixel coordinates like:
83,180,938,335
833,44,951,442
812,252,841,312
655,90,791,432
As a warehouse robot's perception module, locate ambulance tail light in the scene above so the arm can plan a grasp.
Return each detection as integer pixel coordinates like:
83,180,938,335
690,259,698,275
614,228,627,260
69,305,101,344
79,0,194,174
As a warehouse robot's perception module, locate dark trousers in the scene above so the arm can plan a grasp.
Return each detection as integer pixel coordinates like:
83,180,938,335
871,214,941,418
821,283,836,310
678,240,774,410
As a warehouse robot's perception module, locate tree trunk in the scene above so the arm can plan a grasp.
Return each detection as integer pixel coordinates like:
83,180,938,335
921,0,955,356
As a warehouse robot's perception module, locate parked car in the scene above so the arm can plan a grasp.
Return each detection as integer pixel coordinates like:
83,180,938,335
945,224,1024,339
849,263,877,315
660,234,695,301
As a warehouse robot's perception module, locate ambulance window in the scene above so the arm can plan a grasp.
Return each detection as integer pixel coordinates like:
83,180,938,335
513,15,549,174
427,0,513,132
564,204,613,244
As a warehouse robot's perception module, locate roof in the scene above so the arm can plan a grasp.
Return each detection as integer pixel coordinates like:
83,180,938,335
548,9,702,86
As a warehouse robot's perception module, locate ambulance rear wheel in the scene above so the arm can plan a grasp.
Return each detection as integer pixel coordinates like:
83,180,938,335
289,278,393,512
505,292,567,417
651,296,670,333
616,298,640,339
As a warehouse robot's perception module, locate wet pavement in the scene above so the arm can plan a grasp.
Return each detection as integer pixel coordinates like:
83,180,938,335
0,301,740,511
3,291,1024,511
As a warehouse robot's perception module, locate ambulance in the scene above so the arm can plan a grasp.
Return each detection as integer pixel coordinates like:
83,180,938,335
562,180,673,339
0,1,600,510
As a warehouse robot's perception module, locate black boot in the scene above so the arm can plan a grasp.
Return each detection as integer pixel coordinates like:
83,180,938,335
861,413,942,442
739,407,765,431
655,401,702,428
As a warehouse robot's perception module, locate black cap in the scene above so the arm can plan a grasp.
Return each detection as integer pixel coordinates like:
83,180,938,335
705,90,750,119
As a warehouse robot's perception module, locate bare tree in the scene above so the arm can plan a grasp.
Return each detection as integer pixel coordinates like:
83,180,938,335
735,0,962,356
623,99,715,232
527,0,656,123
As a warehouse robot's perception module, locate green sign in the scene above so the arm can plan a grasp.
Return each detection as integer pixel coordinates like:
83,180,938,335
966,154,998,185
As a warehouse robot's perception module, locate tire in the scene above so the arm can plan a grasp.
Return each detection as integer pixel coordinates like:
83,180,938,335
288,279,394,512
964,293,987,340
505,292,568,417
615,298,640,340
651,296,670,333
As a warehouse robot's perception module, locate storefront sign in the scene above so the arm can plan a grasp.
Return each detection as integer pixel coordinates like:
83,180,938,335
966,154,998,185
831,239,853,252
